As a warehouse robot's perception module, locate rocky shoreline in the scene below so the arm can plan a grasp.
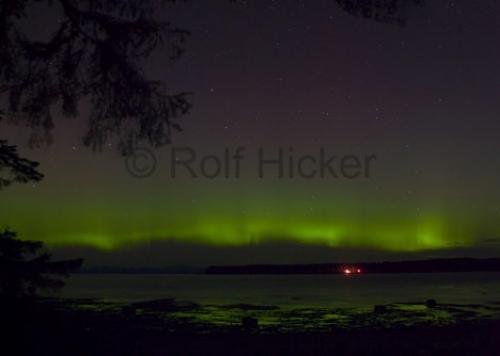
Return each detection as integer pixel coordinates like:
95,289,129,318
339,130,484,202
6,297,500,355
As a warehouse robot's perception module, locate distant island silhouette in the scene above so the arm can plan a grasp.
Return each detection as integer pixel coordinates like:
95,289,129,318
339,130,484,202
206,258,500,274
76,258,500,275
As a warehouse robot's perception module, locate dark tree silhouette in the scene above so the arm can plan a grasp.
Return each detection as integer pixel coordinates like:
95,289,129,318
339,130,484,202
335,0,425,27
0,229,83,297
0,138,81,299
0,0,191,153
0,0,424,153
0,139,43,189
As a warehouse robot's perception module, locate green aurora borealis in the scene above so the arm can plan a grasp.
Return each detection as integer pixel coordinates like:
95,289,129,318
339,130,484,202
1,140,497,255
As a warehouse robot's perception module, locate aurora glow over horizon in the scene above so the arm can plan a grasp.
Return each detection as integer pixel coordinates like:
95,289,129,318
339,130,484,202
1,141,496,255
2,1,500,265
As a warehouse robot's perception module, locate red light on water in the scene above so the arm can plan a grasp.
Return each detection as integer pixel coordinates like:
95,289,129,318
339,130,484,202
343,267,362,275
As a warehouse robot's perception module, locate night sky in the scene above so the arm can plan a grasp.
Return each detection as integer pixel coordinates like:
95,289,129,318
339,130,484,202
2,0,500,267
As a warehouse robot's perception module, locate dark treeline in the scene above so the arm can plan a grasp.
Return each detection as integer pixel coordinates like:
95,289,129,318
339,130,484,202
206,258,500,274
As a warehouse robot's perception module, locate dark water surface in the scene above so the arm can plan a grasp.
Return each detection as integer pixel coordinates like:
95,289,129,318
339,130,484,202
58,272,500,308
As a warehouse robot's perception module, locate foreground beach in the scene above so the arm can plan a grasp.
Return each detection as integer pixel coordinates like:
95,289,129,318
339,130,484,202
5,297,500,355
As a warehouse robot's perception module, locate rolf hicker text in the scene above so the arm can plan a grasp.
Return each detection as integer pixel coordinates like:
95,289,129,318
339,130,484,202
167,147,376,179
